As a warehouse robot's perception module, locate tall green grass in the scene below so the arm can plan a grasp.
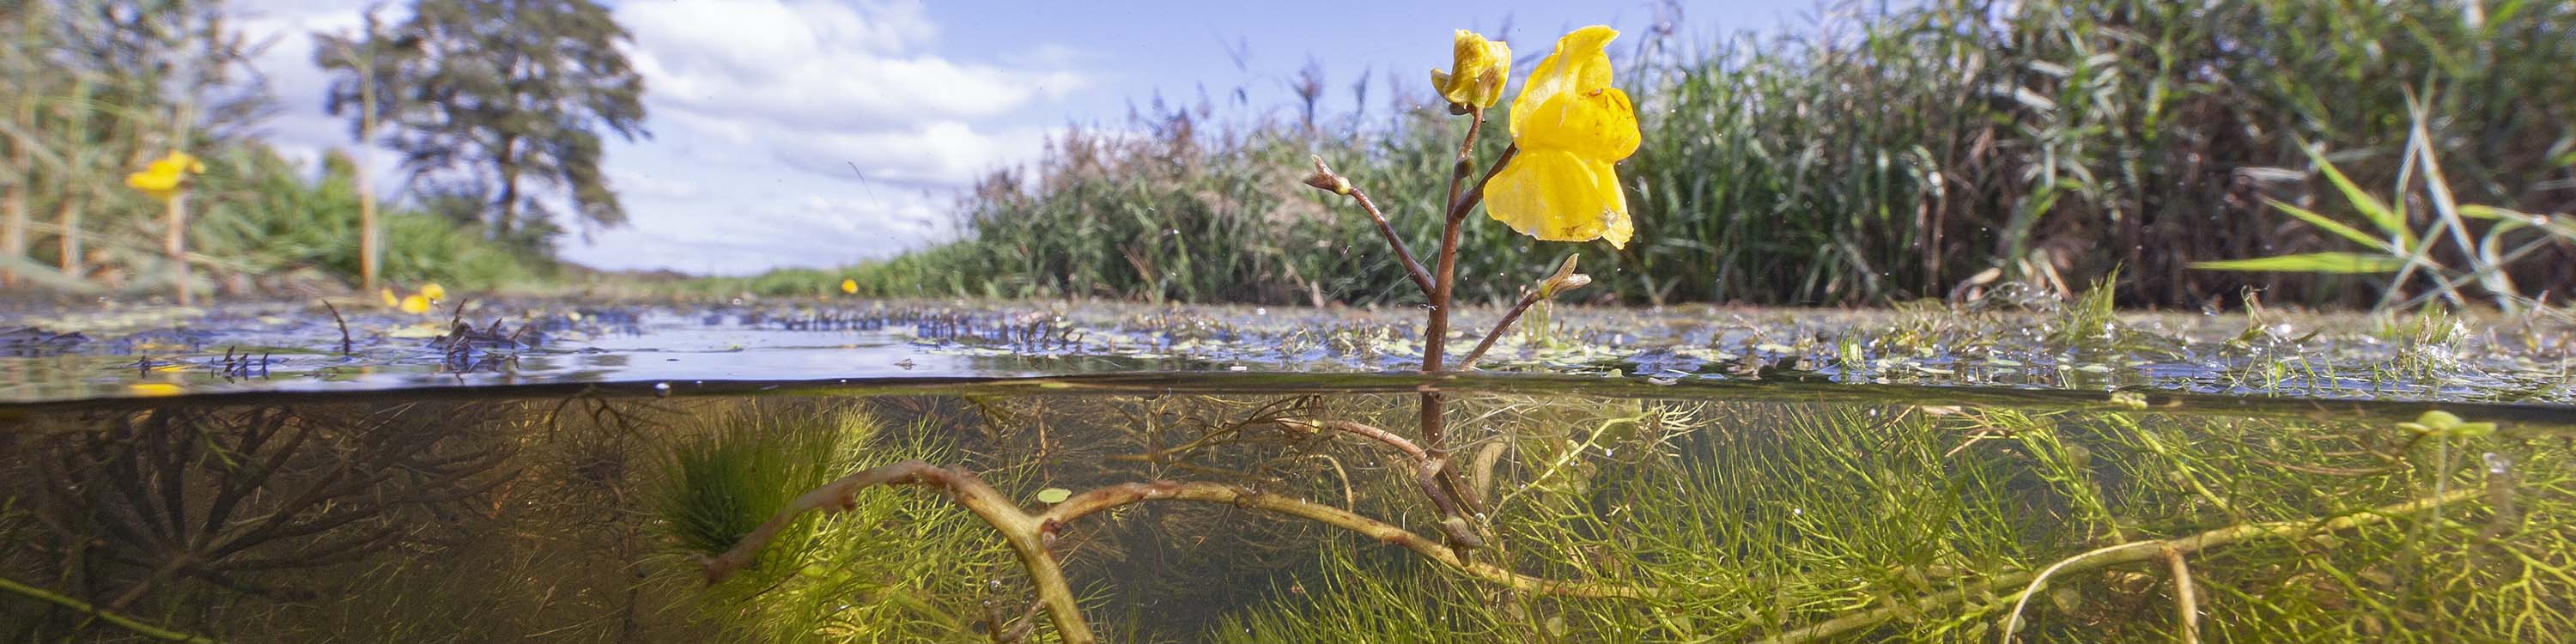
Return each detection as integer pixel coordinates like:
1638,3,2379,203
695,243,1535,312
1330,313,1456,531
813,0,2573,308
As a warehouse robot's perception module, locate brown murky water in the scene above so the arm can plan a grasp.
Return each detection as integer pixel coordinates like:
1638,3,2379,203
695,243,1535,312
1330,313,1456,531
4,374,2569,643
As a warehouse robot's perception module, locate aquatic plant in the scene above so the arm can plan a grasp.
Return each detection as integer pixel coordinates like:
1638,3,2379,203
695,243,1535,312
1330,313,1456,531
673,27,1646,642
649,405,1017,643
0,403,518,641
123,150,205,305
653,15,2569,643
655,29,2551,644
1192,398,2561,644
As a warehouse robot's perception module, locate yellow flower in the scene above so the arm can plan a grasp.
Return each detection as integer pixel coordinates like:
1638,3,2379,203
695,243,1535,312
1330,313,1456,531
1485,26,1639,248
399,295,431,314
380,288,400,308
1431,30,1510,111
419,283,447,301
124,151,206,203
840,278,859,295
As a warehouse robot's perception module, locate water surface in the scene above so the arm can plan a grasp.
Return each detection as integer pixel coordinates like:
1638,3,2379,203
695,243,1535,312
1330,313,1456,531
5,299,2571,404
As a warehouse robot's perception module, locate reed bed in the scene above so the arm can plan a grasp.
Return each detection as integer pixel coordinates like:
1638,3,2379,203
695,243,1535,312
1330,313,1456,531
821,0,2573,309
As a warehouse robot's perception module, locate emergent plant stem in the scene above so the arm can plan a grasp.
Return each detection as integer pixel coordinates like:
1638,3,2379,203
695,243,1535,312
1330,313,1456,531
1420,112,1501,520
1456,289,1546,371
1344,186,1436,295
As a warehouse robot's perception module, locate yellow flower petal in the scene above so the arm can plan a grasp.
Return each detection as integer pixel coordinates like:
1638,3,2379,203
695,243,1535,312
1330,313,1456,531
125,151,204,203
1516,86,1638,161
125,170,178,191
380,288,400,307
1485,148,1631,248
1509,26,1621,143
1488,26,1639,248
420,283,447,301
400,295,431,314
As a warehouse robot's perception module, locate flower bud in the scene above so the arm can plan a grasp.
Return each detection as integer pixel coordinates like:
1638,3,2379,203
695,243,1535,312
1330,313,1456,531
1431,30,1510,112
1302,155,1352,195
1536,254,1591,299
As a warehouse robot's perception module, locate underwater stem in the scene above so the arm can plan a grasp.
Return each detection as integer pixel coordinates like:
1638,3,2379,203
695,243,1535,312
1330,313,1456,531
1280,418,1483,546
0,574,221,643
705,459,1656,644
1765,487,2483,644
2163,547,2202,644
1044,481,1649,598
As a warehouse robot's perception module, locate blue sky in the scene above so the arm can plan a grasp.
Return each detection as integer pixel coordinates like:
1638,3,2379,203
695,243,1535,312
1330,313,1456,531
237,0,1820,275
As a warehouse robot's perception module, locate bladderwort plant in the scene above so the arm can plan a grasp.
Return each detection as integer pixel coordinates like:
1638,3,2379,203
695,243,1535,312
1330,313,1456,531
661,25,2553,644
681,26,1646,643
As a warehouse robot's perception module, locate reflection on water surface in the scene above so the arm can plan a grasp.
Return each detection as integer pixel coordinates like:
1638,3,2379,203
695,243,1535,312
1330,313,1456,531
3,375,2570,642
5,300,2572,404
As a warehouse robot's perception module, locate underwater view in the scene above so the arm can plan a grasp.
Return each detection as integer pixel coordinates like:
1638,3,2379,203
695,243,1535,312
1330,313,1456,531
4,0,2574,642
3,369,2573,642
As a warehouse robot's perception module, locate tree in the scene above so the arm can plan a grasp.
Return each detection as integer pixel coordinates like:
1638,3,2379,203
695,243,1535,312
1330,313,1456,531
313,8,399,292
2,0,263,293
348,0,647,248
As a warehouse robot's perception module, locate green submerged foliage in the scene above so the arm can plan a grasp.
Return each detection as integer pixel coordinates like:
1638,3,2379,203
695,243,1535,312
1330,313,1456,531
1200,399,2573,643
647,389,2569,643
652,406,1021,643
1,386,2569,642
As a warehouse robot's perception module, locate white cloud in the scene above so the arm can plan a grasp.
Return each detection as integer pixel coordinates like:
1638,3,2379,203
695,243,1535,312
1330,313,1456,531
559,174,957,275
233,4,410,185
763,120,1058,185
620,0,1084,131
608,169,702,199
225,0,1090,274
235,11,352,142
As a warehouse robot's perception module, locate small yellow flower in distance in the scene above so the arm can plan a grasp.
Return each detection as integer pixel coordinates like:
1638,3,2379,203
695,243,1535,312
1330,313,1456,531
380,288,400,308
399,295,431,314
1486,26,1640,248
420,283,447,301
1431,30,1510,111
841,278,859,295
124,151,206,203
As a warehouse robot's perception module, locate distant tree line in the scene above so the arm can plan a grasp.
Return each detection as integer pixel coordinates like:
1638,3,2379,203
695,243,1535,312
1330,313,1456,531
0,0,646,297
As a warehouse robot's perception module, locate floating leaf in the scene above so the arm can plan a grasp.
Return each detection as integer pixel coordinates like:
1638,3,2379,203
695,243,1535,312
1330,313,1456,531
1036,488,1072,504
